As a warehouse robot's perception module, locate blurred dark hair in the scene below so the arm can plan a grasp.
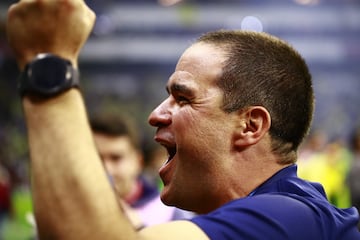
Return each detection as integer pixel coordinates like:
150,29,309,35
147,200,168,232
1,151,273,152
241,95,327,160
89,113,140,150
350,126,360,152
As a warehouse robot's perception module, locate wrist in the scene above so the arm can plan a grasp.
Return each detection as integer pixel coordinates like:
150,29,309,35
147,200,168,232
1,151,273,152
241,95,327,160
17,52,78,71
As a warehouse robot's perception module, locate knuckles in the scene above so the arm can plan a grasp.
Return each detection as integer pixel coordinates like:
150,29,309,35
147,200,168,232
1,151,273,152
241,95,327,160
6,0,96,68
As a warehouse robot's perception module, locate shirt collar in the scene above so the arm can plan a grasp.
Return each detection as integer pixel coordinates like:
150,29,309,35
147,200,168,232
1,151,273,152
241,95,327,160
248,164,297,196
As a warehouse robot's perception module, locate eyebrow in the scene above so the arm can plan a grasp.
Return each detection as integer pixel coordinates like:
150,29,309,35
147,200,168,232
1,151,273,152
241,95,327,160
166,83,194,96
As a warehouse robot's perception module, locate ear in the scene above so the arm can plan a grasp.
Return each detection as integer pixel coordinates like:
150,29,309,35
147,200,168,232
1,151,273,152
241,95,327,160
233,106,271,148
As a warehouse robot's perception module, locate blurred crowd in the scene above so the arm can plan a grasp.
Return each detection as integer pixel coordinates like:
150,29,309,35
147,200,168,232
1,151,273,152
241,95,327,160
297,127,360,212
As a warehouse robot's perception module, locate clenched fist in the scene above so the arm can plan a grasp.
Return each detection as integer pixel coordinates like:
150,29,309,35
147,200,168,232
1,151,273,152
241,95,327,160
6,0,96,70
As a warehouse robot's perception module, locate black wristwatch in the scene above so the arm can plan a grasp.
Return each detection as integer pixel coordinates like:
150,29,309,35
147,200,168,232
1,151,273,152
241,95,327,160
18,53,80,98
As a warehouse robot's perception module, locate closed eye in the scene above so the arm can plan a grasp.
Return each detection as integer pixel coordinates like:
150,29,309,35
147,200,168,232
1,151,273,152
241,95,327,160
175,95,190,106
167,82,195,106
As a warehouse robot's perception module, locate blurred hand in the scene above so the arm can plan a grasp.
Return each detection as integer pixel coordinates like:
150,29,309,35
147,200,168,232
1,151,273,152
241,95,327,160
6,0,96,70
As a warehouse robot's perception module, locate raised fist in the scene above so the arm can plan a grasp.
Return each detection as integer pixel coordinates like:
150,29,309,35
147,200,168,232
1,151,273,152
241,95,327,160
6,0,96,69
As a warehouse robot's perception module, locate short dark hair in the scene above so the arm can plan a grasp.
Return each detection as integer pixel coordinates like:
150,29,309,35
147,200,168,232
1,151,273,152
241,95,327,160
89,113,140,150
197,30,314,164
350,126,360,152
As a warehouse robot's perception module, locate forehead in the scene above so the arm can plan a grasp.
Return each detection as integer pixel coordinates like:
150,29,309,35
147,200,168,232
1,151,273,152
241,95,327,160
167,42,226,89
93,133,135,151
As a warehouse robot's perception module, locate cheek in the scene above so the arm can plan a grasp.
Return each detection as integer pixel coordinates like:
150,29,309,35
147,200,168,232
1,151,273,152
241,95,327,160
178,114,225,148
176,119,217,163
118,160,140,177
177,115,233,169
174,109,209,139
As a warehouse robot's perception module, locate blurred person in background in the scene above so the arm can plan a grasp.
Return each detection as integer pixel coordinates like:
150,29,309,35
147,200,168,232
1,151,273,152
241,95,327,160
298,130,328,162
5,0,360,239
90,113,193,229
298,135,352,208
0,163,12,234
347,126,360,229
0,157,36,239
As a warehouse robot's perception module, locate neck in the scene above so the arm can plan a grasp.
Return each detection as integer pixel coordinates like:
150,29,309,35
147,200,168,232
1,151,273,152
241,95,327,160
124,179,143,205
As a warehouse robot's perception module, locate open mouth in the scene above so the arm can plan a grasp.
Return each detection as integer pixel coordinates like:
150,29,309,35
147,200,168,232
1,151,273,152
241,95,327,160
165,145,177,164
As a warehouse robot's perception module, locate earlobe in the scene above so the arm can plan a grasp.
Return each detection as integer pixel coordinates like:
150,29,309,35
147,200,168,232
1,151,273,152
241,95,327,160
233,106,271,148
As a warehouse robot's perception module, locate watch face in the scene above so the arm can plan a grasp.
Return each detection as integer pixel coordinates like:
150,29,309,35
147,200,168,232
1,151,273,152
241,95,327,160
27,55,72,95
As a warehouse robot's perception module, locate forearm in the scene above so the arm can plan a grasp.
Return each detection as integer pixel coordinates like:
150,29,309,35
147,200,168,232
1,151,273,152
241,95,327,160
24,90,136,239
7,1,141,238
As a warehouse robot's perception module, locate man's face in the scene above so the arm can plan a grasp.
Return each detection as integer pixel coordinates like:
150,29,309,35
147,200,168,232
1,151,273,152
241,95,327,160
148,43,239,213
93,133,142,199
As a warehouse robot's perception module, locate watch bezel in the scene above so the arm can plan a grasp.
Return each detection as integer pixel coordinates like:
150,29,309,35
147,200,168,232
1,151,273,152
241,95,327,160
18,53,79,98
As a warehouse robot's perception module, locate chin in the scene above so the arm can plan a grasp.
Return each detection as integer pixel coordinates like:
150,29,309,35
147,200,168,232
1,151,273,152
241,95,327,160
159,185,176,207
160,187,195,212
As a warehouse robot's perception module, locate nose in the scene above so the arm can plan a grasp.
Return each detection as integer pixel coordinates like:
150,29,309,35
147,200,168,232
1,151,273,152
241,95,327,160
148,99,172,127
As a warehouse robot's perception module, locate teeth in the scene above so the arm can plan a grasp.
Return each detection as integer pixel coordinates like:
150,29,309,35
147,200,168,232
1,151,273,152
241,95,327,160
164,157,171,165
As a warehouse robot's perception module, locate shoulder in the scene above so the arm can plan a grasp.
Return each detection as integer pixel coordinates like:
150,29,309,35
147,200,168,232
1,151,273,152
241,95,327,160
139,194,360,240
190,194,329,240
203,193,321,223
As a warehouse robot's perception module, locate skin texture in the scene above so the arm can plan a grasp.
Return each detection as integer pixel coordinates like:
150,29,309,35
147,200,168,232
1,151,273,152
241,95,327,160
6,1,292,239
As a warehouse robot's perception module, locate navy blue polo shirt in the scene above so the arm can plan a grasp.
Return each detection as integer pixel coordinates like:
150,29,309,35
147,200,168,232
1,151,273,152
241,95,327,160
191,165,360,240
